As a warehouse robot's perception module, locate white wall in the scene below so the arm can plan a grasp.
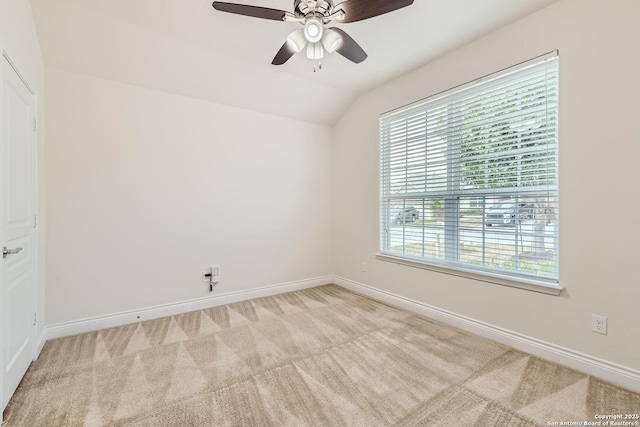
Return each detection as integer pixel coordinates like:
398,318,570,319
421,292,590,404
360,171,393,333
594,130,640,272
32,0,640,376
0,0,46,340
332,0,640,370
45,68,333,324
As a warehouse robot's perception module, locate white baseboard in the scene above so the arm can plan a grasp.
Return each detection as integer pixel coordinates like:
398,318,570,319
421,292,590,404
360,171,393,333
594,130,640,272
332,276,640,394
35,328,47,359
45,276,332,341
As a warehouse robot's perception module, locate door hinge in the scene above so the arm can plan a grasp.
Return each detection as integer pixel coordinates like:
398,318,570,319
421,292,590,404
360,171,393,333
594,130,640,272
33,215,37,228
32,118,37,132
33,312,37,326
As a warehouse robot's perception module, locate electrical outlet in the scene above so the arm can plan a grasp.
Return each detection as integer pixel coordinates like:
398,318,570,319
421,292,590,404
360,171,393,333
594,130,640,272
592,314,607,335
361,262,367,272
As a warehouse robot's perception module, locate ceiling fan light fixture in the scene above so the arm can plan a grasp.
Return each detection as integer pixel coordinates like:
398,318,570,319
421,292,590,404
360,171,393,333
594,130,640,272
286,29,307,53
212,0,415,66
321,28,342,53
306,42,324,60
304,18,324,43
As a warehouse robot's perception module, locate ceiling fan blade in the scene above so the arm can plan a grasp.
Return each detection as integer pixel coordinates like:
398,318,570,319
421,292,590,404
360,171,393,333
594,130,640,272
334,0,413,23
212,2,289,21
272,30,306,65
329,28,367,63
272,41,297,65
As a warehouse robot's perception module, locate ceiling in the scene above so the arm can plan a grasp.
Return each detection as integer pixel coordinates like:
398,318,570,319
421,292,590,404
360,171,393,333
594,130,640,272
30,0,559,126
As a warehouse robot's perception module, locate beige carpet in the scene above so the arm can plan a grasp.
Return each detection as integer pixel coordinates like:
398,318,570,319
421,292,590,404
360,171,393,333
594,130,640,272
3,285,639,426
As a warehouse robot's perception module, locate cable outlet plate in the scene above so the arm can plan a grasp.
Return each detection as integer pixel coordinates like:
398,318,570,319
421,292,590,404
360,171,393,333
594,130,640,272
211,265,220,282
592,314,607,335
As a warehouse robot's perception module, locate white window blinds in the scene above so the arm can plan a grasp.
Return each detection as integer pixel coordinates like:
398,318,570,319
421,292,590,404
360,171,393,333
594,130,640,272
379,52,559,289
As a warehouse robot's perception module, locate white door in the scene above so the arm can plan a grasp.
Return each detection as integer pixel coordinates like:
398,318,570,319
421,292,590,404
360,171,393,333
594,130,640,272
1,55,37,411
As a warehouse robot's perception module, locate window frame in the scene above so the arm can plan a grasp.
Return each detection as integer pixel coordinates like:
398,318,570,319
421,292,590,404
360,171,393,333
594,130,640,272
378,52,561,295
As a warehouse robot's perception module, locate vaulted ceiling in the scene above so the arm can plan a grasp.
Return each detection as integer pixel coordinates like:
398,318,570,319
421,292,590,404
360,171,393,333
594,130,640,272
30,0,559,125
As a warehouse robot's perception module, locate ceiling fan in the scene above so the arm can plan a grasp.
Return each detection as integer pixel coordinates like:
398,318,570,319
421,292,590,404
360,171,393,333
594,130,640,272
211,0,414,68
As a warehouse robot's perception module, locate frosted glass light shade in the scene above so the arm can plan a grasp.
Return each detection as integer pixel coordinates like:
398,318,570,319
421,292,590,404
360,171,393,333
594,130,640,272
304,18,324,43
287,29,307,53
306,42,324,60
322,29,342,53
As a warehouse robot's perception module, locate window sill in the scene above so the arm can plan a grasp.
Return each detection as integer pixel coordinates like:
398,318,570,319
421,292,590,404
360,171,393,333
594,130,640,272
375,253,563,296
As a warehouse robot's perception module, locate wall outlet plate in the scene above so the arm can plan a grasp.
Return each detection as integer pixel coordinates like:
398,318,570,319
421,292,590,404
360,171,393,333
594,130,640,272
592,314,607,335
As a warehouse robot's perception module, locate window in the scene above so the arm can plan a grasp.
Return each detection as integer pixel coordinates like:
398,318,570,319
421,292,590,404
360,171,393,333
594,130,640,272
379,52,559,292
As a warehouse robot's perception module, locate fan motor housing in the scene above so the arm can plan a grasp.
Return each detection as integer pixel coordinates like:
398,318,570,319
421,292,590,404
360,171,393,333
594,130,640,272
295,0,334,17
